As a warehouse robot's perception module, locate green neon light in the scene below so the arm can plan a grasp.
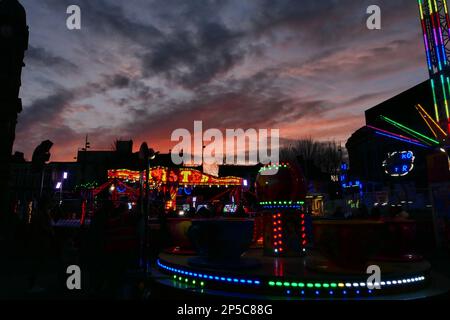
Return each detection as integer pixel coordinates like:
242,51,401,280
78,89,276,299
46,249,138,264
331,283,337,288
276,282,282,287
441,75,449,119
307,283,314,288
283,282,291,287
269,281,275,286
381,115,439,145
431,79,440,122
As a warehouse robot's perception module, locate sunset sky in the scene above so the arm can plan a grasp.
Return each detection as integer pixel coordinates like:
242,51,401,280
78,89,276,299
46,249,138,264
16,0,429,161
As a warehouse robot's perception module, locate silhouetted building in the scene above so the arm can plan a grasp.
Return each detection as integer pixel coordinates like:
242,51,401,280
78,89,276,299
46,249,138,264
0,0,28,217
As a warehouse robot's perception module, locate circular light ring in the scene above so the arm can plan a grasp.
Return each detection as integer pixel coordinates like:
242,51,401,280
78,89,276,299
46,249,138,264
158,259,427,297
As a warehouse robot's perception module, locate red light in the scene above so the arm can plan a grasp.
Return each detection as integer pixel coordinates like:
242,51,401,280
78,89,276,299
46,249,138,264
277,213,281,217
302,227,305,231
278,227,282,231
279,248,283,252
302,233,306,238
302,240,307,245
272,215,277,218
301,214,305,218
278,241,282,245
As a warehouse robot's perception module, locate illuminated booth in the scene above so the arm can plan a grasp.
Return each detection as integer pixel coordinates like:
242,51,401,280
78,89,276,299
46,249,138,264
255,162,308,257
107,167,243,213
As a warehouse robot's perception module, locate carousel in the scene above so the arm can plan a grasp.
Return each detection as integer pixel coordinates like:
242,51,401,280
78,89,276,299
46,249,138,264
152,162,450,300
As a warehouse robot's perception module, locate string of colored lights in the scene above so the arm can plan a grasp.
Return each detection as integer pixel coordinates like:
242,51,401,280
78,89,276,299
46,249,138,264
258,163,290,174
272,213,283,254
299,212,307,249
259,200,305,210
157,259,261,286
157,259,427,297
380,115,440,145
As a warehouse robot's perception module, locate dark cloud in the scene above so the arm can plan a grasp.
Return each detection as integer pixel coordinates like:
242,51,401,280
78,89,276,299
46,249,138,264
142,22,245,87
16,0,430,160
26,46,78,73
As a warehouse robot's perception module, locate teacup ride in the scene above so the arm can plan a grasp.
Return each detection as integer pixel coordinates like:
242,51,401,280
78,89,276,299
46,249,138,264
164,217,195,255
154,162,446,299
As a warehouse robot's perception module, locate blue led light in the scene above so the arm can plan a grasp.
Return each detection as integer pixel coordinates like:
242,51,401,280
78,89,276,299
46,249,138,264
343,290,347,295
329,291,333,295
287,290,291,295
315,291,320,295
301,291,305,295
157,260,261,287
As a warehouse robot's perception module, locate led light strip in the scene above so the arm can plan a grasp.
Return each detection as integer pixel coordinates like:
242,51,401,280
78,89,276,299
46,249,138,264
268,276,426,292
272,213,283,253
258,163,290,173
260,201,304,205
159,259,426,296
157,260,261,286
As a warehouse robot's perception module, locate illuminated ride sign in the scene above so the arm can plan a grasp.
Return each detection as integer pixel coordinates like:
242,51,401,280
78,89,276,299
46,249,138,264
383,151,415,177
107,167,243,187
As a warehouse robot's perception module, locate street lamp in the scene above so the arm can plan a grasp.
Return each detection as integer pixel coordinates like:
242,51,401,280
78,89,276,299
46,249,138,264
59,172,68,204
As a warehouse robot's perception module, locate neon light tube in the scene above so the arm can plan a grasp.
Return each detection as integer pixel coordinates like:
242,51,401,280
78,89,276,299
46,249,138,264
380,115,440,145
367,125,424,144
374,132,430,149
418,0,424,20
418,111,439,137
417,104,448,136
431,79,440,121
441,75,450,119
